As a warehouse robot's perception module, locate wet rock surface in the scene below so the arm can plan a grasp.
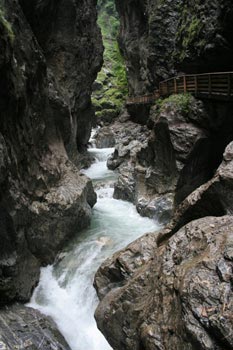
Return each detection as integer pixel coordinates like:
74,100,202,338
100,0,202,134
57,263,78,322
0,0,100,304
157,140,233,243
106,96,219,224
95,215,233,350
0,304,70,350
94,127,116,148
19,0,103,160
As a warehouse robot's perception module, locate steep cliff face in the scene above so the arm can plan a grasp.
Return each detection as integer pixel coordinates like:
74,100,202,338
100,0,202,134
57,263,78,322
176,0,233,73
105,0,233,219
116,0,233,95
0,0,101,304
19,0,103,157
115,0,180,95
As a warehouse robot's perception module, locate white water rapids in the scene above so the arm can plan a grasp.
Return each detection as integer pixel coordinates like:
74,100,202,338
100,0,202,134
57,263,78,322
28,143,159,350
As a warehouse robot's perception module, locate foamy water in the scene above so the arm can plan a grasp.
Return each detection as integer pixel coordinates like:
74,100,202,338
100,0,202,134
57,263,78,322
28,142,159,350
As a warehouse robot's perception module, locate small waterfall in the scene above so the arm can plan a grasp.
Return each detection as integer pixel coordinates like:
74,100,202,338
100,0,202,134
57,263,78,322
28,135,159,350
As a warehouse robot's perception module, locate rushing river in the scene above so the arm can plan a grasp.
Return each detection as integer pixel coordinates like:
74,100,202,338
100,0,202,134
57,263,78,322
28,143,159,350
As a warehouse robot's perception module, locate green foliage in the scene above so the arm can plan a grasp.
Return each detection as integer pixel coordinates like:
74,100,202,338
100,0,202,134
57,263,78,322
97,0,120,37
92,0,128,121
175,3,205,62
0,5,14,43
157,93,192,115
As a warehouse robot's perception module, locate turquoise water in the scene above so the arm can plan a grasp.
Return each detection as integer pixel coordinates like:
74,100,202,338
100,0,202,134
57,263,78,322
28,145,159,350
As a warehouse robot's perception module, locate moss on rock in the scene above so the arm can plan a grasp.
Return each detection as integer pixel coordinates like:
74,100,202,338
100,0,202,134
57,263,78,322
0,4,14,43
156,93,192,115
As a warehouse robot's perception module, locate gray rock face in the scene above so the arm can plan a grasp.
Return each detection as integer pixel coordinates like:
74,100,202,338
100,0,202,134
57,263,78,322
0,0,100,304
19,0,103,159
115,0,233,95
157,140,233,241
148,96,212,205
94,127,116,148
95,139,233,350
108,96,217,224
95,215,233,350
175,0,233,73
0,304,70,350
109,93,233,226
115,0,180,95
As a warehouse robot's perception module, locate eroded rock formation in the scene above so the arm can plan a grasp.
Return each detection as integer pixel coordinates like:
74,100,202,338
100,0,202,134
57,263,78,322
95,215,233,350
95,140,233,348
0,0,102,305
0,304,71,350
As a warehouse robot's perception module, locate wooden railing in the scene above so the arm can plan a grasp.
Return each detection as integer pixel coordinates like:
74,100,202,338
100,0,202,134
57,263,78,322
126,72,233,105
126,92,160,105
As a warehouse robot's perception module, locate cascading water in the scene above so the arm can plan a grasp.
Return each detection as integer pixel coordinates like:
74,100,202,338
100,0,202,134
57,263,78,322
28,133,160,350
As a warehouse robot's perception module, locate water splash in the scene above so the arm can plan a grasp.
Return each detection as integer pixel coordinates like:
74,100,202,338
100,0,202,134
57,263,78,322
28,141,159,350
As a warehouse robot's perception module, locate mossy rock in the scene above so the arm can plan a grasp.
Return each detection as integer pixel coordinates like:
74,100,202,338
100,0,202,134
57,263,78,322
157,93,192,115
0,6,14,43
96,108,118,123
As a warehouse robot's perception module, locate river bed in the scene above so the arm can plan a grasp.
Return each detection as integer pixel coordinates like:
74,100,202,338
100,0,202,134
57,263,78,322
28,145,159,350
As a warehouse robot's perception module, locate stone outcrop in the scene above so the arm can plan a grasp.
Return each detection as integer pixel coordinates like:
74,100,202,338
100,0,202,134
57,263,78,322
95,215,233,350
0,304,70,349
157,140,233,244
0,0,101,304
94,126,116,148
107,95,228,224
95,137,233,350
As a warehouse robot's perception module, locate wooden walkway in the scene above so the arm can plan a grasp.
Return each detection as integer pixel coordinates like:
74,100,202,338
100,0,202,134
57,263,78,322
126,72,233,105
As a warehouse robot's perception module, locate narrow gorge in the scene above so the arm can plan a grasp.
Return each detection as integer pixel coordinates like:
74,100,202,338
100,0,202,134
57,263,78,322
0,0,233,350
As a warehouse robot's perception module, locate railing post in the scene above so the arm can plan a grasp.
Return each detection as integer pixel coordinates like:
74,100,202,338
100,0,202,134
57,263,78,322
228,73,231,99
183,76,187,93
194,76,198,96
166,81,169,96
208,74,212,97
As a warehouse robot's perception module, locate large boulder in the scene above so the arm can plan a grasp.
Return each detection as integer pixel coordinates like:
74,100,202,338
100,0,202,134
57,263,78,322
0,304,71,350
157,140,233,244
108,96,215,224
95,215,233,350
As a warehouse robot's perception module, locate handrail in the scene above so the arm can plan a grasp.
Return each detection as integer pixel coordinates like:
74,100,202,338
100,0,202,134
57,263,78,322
126,71,233,105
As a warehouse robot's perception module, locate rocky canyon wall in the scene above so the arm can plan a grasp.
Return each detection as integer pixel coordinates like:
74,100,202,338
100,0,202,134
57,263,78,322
115,0,233,95
103,0,233,223
0,0,102,305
